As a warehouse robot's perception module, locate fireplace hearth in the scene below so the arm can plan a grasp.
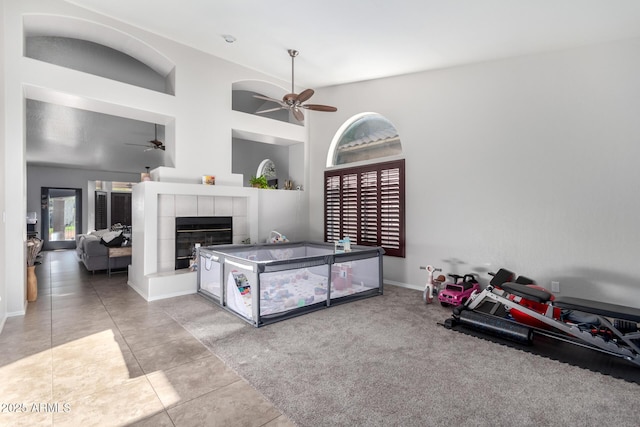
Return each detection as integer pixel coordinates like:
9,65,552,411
175,216,232,269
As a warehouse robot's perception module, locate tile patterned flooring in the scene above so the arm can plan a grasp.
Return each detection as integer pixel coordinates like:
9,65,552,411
0,250,294,427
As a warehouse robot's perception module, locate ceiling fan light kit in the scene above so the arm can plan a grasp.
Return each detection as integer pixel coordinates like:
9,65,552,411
254,49,337,122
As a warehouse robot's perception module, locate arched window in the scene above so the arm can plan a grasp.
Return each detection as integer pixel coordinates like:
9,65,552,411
327,113,402,167
324,113,405,257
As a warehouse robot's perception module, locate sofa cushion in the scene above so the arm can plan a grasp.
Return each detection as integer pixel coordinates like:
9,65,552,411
76,234,87,257
90,229,110,238
83,235,108,256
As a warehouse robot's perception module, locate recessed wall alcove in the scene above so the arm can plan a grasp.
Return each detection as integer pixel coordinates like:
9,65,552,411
232,80,301,125
231,80,307,189
23,14,176,95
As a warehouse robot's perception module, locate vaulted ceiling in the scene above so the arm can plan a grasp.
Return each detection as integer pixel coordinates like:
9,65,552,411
27,1,640,174
64,0,640,87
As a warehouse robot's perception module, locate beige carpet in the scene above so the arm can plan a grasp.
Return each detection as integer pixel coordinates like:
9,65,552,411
160,285,640,427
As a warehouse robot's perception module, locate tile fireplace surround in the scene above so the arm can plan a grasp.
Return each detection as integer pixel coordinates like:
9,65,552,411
129,181,259,301
159,196,248,272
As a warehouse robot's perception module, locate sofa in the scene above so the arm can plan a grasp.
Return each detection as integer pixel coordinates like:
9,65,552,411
75,231,131,273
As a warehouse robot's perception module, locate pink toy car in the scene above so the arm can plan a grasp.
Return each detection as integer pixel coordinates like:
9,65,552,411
438,274,480,307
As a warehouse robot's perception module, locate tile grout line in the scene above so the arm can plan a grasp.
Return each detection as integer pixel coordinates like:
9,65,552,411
93,276,178,427
47,252,54,419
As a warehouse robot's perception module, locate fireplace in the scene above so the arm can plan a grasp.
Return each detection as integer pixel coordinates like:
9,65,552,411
175,216,232,269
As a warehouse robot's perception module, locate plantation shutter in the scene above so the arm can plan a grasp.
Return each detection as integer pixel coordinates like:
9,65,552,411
325,175,341,242
359,171,378,245
324,159,405,257
381,167,401,252
95,191,107,230
342,173,358,241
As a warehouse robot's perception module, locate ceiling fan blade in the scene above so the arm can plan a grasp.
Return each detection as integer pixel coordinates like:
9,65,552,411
302,104,338,112
297,89,315,103
125,143,153,148
292,107,305,122
254,94,285,106
256,107,284,114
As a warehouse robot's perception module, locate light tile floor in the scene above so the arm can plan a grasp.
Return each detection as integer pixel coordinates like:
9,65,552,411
0,250,294,427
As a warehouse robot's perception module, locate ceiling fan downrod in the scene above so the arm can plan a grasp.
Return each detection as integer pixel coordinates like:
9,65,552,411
288,49,298,95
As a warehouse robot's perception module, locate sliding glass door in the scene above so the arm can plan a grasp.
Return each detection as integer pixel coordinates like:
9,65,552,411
41,187,82,250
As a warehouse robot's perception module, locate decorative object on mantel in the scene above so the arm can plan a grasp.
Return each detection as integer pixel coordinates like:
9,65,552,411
257,159,276,180
141,166,151,182
202,175,216,185
257,159,278,189
284,179,294,190
249,175,270,189
26,237,43,302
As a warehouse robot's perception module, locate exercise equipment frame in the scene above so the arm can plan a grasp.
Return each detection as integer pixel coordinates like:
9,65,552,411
445,282,640,368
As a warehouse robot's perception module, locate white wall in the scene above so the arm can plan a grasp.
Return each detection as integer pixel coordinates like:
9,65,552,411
2,0,307,315
309,39,640,308
0,0,8,329
3,0,27,316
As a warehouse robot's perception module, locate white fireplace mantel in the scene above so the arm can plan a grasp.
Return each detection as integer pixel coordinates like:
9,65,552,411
129,181,259,300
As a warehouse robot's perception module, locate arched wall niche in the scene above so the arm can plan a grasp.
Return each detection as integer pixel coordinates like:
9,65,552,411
23,14,176,95
232,80,288,101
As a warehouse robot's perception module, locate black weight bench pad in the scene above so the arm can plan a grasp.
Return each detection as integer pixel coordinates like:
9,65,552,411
553,297,640,323
501,282,553,303
490,269,515,287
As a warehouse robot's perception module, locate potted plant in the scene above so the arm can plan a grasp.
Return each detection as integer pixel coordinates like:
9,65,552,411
249,175,269,188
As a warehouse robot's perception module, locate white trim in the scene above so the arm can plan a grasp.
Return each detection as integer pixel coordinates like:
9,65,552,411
325,112,402,168
146,289,195,302
7,303,27,317
324,154,406,173
326,112,375,167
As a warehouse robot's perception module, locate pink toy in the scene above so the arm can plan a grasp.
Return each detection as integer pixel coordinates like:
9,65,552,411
438,274,479,307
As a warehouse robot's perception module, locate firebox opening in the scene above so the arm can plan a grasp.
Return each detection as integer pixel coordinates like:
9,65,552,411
175,216,232,270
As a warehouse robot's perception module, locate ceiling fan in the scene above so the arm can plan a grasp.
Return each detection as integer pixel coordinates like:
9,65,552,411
254,49,337,122
125,124,165,151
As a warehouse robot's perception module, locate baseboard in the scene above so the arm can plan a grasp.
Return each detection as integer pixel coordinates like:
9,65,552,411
7,308,26,317
146,289,196,301
384,279,422,292
127,280,148,301
0,314,6,335
127,278,196,302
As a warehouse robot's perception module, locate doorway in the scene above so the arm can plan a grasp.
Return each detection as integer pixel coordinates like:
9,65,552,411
41,187,82,250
